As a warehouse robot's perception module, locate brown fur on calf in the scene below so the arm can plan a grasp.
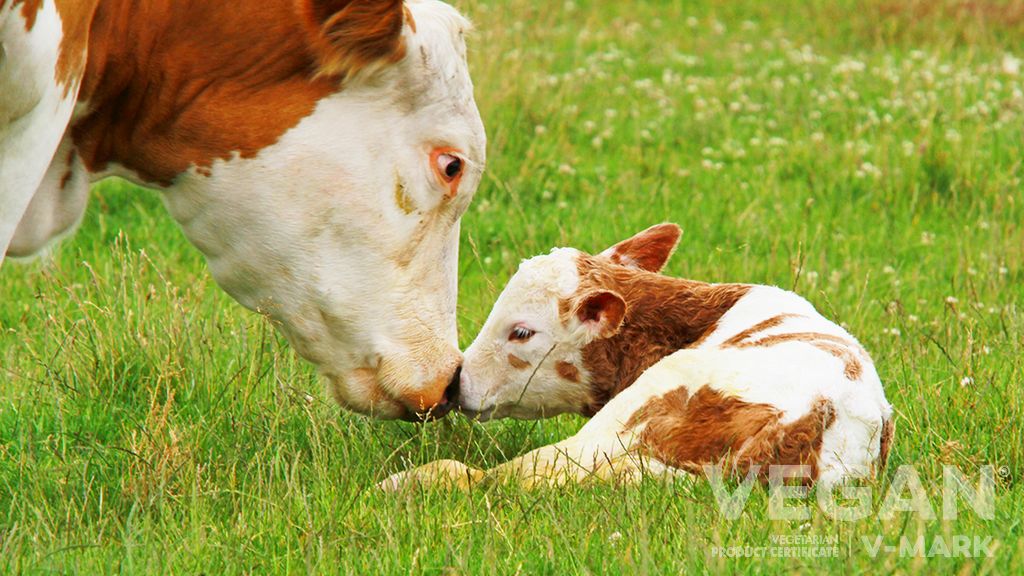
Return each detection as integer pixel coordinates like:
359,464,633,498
628,387,837,483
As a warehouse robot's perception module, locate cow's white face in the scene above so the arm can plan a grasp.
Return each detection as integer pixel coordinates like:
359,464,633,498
160,1,485,419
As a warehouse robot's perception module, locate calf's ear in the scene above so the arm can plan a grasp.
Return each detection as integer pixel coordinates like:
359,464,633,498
573,290,627,340
297,0,408,80
599,223,682,273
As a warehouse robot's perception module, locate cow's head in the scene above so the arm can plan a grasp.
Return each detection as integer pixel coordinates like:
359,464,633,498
457,225,682,420
148,1,485,419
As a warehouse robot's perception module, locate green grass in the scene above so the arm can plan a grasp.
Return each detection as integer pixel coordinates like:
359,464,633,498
2,0,1023,572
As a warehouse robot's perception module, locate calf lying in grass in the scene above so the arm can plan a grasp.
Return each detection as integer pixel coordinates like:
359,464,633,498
382,224,894,490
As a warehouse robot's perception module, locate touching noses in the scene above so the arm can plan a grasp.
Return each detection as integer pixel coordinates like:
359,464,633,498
404,364,462,422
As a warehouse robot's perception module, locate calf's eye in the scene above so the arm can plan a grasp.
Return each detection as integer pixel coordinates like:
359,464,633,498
509,325,535,342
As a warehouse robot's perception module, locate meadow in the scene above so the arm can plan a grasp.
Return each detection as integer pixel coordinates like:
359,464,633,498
1,0,1022,572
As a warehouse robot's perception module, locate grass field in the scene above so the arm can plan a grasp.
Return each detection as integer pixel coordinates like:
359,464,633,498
2,0,1023,572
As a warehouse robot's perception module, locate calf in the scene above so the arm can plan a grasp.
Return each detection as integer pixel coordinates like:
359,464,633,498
383,224,894,489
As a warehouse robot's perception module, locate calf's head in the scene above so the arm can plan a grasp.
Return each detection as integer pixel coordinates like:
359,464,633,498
458,224,682,420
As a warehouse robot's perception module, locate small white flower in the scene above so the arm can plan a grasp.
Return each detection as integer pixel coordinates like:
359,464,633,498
945,296,959,304
960,376,974,387
534,125,547,135
945,128,961,143
557,163,575,175
608,531,623,542
920,231,935,245
1002,53,1021,76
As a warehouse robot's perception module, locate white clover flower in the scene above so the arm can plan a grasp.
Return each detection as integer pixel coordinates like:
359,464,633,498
959,376,974,387
1002,53,1021,76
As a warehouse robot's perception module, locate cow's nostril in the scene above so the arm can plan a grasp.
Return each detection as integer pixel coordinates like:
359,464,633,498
445,364,462,406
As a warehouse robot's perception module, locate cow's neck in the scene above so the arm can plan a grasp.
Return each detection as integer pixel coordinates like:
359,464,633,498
579,270,750,415
71,0,337,186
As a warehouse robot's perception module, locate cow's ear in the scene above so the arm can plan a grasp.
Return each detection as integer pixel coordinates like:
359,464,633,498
572,290,626,341
598,223,682,273
297,0,407,80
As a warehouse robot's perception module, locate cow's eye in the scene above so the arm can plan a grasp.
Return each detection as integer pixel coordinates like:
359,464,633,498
508,325,535,342
436,153,463,182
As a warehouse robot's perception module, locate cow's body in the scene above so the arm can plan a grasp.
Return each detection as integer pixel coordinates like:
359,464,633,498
1,0,486,419
383,225,894,490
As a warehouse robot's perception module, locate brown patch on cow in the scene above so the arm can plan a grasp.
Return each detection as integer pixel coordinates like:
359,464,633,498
69,0,406,185
297,0,407,80
58,147,76,189
737,331,854,349
568,254,750,415
555,361,581,383
11,0,43,30
507,354,530,370
53,0,100,96
59,169,73,189
629,387,836,483
402,3,417,33
878,417,895,471
729,330,866,381
812,341,864,380
721,313,804,347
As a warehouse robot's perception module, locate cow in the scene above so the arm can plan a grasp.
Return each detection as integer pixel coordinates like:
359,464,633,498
0,0,485,420
382,224,894,489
